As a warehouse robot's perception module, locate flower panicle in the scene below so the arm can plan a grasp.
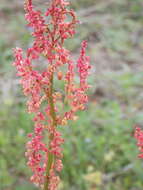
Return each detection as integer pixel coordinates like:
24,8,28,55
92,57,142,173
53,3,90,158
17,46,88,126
13,0,91,190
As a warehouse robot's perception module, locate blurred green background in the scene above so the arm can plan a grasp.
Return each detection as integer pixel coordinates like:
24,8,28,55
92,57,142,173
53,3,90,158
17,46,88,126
1,0,143,190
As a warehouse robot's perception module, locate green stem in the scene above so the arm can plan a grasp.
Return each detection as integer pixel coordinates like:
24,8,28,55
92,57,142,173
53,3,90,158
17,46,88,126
44,74,57,190
48,75,57,127
44,153,54,190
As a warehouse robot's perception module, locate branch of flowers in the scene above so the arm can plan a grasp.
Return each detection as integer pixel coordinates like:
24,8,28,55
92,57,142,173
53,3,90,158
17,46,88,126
13,0,91,189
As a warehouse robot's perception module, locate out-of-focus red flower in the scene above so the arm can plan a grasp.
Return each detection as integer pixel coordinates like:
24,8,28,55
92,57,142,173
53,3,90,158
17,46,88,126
134,126,143,158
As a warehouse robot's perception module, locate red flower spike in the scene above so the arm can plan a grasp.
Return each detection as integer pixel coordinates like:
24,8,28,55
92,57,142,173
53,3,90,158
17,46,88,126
13,0,91,189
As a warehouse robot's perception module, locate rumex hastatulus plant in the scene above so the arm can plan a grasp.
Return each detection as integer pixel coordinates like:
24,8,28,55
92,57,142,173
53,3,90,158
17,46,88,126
13,0,91,190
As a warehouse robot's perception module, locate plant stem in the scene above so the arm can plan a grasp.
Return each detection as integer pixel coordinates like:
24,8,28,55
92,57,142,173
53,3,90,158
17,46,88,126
44,152,54,190
44,73,57,190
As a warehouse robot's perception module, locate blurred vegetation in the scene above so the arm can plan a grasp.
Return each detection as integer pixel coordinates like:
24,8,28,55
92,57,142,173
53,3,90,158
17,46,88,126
0,0,143,190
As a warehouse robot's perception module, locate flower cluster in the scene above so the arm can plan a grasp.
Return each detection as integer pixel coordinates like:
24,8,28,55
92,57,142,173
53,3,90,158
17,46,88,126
134,126,143,158
13,0,90,190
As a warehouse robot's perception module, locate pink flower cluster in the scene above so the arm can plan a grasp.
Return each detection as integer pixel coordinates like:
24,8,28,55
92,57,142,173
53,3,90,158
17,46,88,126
134,126,143,158
13,0,90,189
